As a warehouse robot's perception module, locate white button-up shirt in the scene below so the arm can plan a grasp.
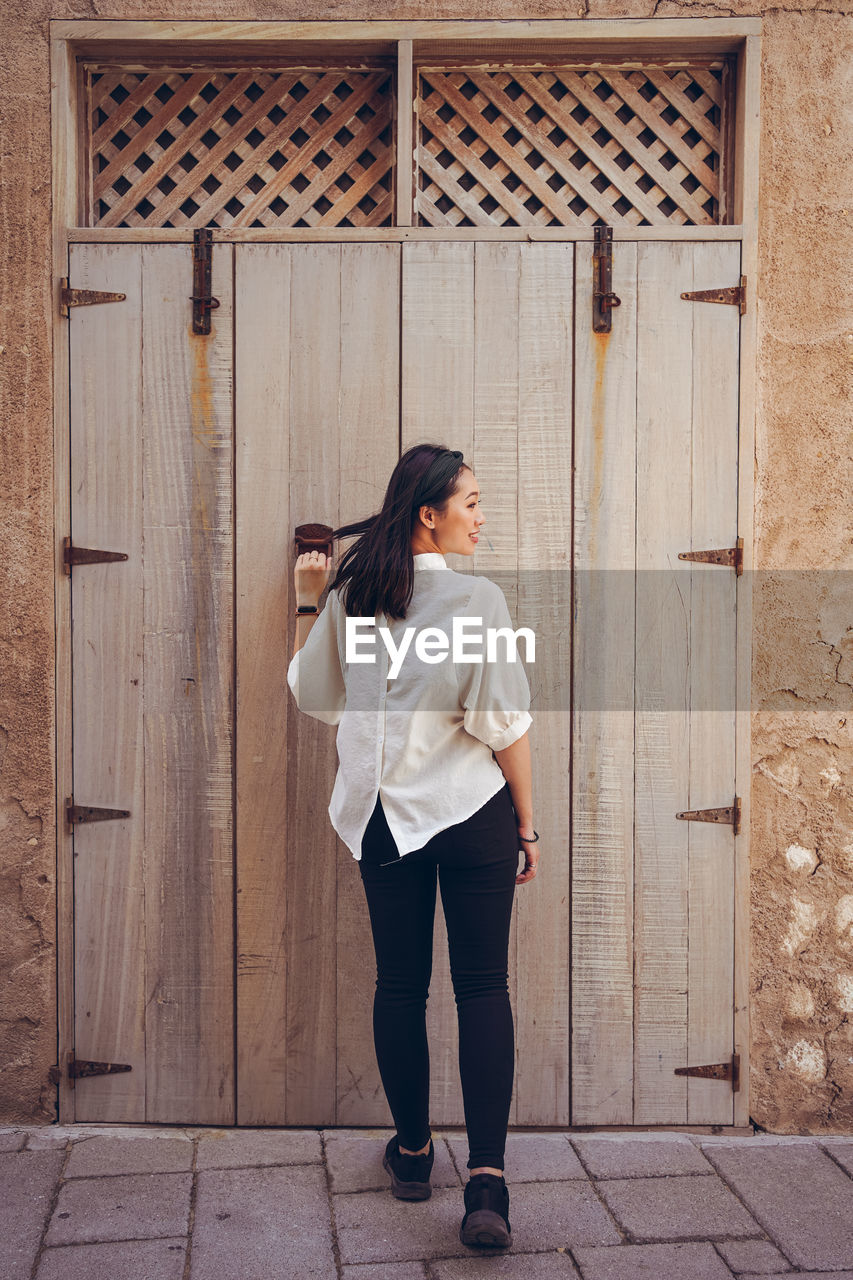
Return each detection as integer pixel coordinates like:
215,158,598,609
286,551,533,859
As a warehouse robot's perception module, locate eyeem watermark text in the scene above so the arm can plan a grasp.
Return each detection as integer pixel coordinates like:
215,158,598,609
346,617,536,680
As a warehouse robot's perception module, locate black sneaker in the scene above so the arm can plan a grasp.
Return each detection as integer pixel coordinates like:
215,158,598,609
382,1134,434,1200
459,1172,512,1248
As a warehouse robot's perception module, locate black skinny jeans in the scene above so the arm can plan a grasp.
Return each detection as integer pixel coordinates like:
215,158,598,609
358,781,519,1171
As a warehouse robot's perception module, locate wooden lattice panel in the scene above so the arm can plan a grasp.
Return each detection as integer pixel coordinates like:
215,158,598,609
416,67,728,227
88,69,394,228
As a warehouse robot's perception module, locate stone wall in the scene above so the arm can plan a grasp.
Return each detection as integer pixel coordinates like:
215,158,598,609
1,0,850,1127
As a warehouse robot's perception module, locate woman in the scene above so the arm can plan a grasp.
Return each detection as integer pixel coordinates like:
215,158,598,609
287,443,540,1250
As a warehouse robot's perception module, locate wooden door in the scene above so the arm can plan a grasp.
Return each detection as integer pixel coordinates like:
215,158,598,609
234,242,400,1124
572,240,741,1125
69,242,234,1123
67,237,740,1127
400,241,574,1127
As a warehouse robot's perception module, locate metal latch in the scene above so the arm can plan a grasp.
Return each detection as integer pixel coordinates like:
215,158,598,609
63,536,129,576
190,228,220,335
49,1052,132,1088
295,522,334,559
66,799,131,826
678,537,743,576
676,798,741,836
59,278,126,318
681,275,746,315
592,225,621,333
675,1053,740,1091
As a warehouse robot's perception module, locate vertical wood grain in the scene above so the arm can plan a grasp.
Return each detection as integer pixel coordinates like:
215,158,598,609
686,240,740,1123
515,242,573,1126
336,242,401,1125
401,240,475,1124
472,240,522,1125
571,239,638,1125
70,243,146,1122
235,244,292,1123
634,241,693,1123
284,244,342,1123
142,243,234,1123
396,41,414,227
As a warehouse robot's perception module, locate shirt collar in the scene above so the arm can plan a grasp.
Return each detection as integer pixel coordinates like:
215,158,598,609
412,552,448,571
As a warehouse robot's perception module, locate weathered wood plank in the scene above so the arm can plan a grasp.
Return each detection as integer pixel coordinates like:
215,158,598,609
472,240,522,1126
686,240,740,1123
401,240,475,1125
336,242,401,1125
515,242,573,1126
634,241,693,1123
571,240,638,1125
142,242,234,1123
235,244,292,1124
285,244,341,1123
70,242,146,1122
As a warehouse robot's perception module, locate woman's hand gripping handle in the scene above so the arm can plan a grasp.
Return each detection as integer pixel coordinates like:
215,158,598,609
294,550,333,607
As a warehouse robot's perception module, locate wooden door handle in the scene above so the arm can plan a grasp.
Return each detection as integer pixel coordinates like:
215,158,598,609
294,522,334,558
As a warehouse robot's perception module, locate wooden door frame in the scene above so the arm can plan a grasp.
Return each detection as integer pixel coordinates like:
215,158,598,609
50,17,760,1127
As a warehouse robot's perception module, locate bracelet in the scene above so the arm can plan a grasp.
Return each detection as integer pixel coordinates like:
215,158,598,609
517,828,539,842
296,604,319,615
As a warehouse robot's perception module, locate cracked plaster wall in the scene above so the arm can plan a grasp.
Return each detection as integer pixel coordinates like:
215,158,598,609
1,0,851,1127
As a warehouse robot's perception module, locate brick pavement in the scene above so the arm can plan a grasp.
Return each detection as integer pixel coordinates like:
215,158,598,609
1,1126,852,1279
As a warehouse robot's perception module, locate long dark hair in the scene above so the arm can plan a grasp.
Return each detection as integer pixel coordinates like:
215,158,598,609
328,443,468,620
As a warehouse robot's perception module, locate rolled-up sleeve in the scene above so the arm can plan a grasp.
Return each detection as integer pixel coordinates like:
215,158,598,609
286,589,346,726
458,579,533,752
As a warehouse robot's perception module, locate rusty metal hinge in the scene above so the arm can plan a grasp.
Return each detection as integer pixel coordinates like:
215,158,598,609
295,522,334,559
190,228,220,335
66,798,131,826
675,1053,740,1091
49,1051,132,1088
592,225,621,333
59,277,126,318
678,537,743,576
676,797,741,836
681,275,746,315
63,536,129,576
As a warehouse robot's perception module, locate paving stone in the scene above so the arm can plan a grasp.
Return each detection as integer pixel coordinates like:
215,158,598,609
0,1130,26,1153
0,1150,66,1280
45,1171,191,1245
714,1237,794,1273
572,1241,734,1280
737,1274,853,1280
335,1180,619,1264
195,1126,322,1168
35,1237,187,1280
325,1129,460,1192
493,1181,621,1251
596,1173,760,1241
572,1135,714,1179
22,1129,74,1150
342,1265,429,1279
190,1164,335,1279
431,1250,582,1276
447,1133,587,1182
65,1134,193,1178
334,1187,473,1264
701,1141,853,1269
822,1140,853,1177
